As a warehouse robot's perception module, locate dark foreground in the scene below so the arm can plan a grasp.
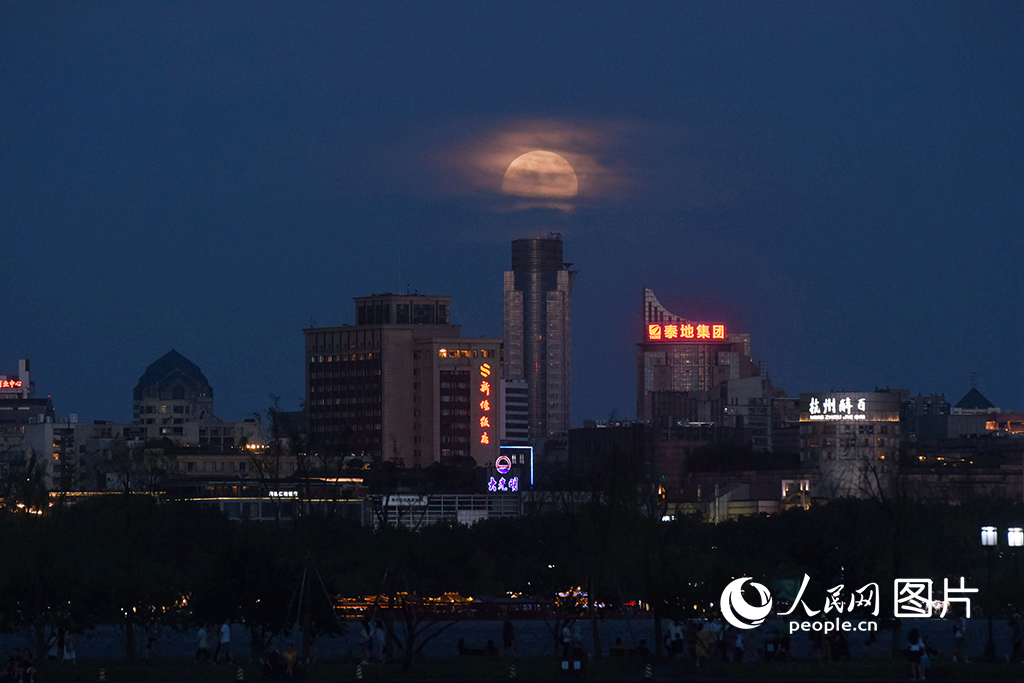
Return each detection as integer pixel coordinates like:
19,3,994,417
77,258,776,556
25,656,1024,682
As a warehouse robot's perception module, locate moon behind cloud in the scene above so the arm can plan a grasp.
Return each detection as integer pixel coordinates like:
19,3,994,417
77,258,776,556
501,151,579,198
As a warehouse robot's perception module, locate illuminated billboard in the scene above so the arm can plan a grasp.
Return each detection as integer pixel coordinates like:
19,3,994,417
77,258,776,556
478,363,492,445
798,392,902,423
645,322,727,342
487,445,533,493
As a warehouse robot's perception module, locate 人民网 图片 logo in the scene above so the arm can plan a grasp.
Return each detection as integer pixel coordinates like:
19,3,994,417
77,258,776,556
720,578,773,629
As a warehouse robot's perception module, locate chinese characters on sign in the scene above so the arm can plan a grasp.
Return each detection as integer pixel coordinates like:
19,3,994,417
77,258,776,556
478,363,492,446
0,380,23,389
808,396,869,421
488,476,519,492
646,322,726,342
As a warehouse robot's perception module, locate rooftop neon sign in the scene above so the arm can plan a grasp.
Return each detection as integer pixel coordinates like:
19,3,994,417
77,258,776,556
0,380,23,389
646,323,726,342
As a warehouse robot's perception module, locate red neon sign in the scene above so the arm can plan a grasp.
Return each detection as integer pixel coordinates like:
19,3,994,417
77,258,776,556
646,323,727,342
478,364,492,446
0,380,23,389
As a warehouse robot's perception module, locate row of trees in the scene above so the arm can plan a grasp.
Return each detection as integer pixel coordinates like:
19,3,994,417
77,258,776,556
1,492,1021,664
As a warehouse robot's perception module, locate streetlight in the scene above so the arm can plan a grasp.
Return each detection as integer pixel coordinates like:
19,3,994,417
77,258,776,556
1010,528,1023,617
980,526,997,662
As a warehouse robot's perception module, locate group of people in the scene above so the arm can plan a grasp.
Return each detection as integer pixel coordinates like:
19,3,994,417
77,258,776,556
905,627,938,681
0,650,36,683
261,643,301,679
456,618,517,659
356,619,386,665
194,621,234,664
44,631,76,664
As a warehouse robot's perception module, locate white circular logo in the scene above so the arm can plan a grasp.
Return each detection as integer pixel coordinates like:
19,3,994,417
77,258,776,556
720,578,773,629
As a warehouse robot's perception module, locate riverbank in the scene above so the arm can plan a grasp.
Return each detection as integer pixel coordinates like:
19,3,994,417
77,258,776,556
26,655,1024,682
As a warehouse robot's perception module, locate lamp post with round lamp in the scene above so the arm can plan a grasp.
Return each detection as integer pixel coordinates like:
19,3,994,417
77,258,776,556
1009,527,1023,603
980,526,998,662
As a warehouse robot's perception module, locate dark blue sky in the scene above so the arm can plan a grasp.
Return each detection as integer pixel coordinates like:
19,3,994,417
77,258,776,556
2,2,1021,423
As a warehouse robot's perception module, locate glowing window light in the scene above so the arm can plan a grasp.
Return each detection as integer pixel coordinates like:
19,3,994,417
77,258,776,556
1009,527,1023,548
981,526,998,547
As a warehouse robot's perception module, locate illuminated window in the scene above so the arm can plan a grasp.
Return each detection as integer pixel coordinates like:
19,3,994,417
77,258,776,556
648,324,662,340
438,349,447,358
696,324,711,339
664,324,679,339
712,324,725,340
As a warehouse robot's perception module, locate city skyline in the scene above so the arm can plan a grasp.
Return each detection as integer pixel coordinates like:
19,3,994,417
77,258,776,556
2,3,1020,423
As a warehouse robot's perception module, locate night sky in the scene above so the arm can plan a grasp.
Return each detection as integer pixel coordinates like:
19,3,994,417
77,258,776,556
2,2,1021,424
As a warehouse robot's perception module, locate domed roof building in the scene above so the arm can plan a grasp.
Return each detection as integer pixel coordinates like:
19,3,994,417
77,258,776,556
132,350,215,435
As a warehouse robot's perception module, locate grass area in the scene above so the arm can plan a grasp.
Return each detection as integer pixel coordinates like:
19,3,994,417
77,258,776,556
32,656,1024,681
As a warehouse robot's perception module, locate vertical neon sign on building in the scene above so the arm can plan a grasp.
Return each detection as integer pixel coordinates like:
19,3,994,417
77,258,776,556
478,363,492,445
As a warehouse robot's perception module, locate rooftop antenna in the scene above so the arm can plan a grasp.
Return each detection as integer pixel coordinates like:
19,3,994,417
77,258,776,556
309,318,316,328
970,371,978,389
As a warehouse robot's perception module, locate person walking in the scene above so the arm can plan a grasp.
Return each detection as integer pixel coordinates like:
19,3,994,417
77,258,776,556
215,621,234,664
196,625,210,662
906,628,924,681
952,615,967,663
357,620,372,665
61,635,76,665
371,620,386,663
502,618,516,657
282,644,298,678
1009,612,1023,662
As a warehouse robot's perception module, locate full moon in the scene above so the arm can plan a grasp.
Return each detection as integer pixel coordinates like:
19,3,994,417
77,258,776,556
501,151,579,198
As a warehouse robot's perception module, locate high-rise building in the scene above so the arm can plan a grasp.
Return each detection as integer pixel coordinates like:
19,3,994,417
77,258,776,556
637,288,758,421
500,379,530,445
798,389,906,498
305,293,501,468
0,357,54,470
503,234,574,444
